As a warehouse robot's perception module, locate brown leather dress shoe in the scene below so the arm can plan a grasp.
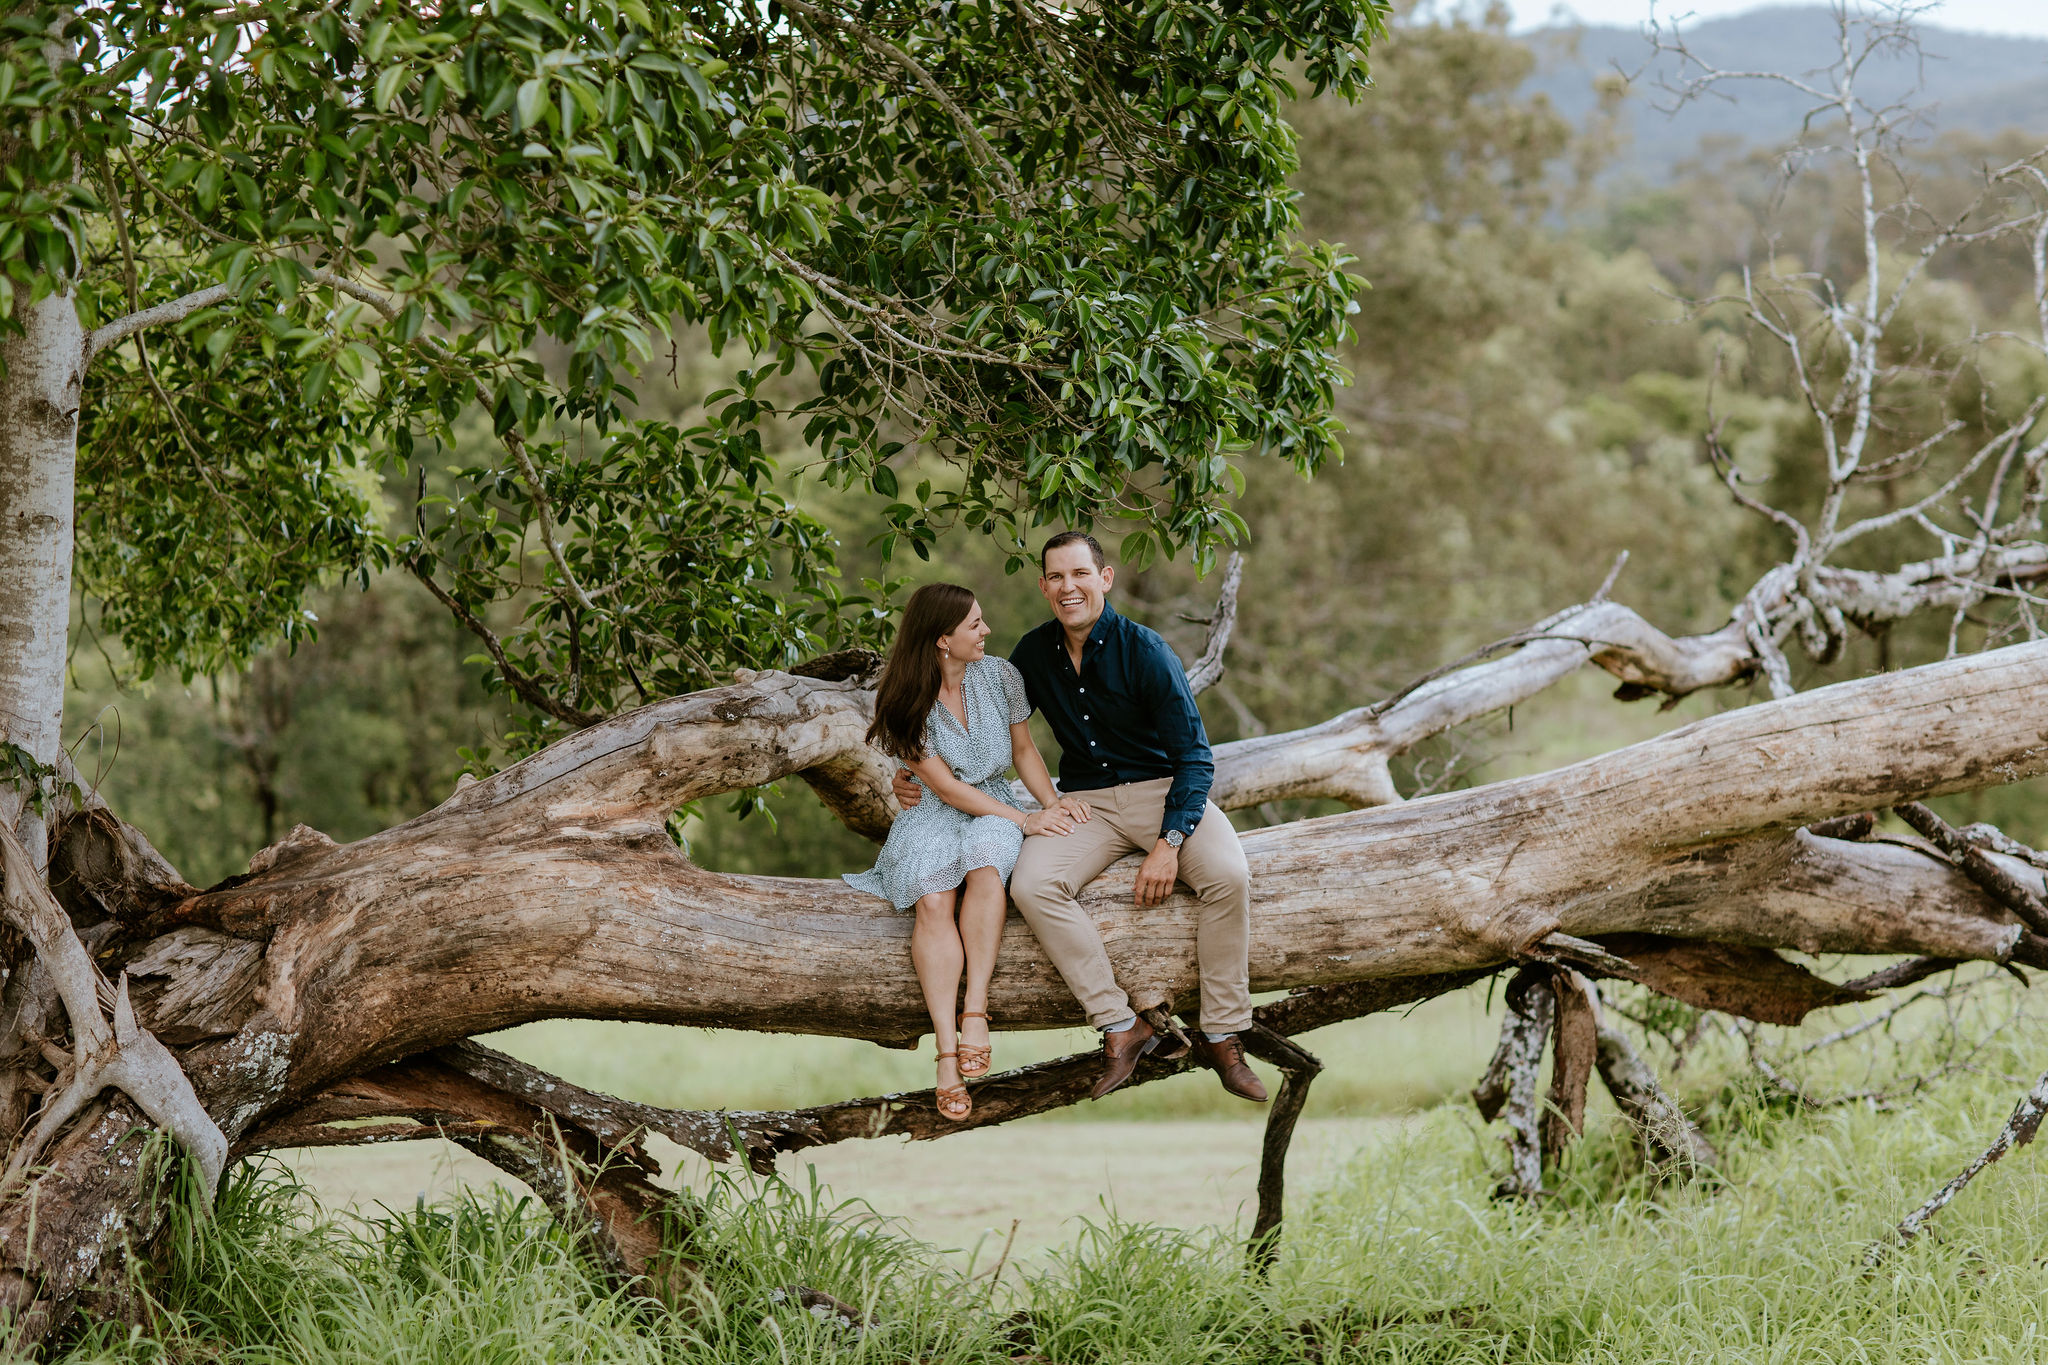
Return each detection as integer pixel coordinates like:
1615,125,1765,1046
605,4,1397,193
1088,1016,1157,1100
1195,1033,1268,1102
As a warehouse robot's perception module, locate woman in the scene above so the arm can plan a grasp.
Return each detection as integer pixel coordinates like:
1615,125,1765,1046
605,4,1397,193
845,583,1089,1122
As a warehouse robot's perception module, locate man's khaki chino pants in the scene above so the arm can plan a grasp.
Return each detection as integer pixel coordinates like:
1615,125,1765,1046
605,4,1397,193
1009,775,1253,1035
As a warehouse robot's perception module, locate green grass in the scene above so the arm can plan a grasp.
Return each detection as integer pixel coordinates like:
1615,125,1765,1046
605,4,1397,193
55,984,2048,1364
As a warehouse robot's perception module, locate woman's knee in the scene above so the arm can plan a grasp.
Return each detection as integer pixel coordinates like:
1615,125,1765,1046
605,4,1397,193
914,889,958,922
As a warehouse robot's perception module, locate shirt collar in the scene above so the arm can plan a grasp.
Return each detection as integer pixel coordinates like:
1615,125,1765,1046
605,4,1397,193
1086,600,1119,650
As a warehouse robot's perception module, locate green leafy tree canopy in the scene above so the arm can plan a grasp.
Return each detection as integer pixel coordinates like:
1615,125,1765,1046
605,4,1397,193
8,0,1375,750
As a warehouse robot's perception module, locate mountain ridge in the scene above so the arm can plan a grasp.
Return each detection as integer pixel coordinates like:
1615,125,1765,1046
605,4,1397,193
1509,4,2048,180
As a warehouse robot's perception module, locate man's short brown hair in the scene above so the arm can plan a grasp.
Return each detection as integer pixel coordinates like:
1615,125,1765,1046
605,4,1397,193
1040,530,1106,571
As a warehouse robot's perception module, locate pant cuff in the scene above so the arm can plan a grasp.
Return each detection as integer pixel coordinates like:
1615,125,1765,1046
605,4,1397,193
1084,999,1134,1030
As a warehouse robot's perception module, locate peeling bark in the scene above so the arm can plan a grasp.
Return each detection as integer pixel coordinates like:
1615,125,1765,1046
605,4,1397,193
1483,970,1554,1200
1542,970,1599,1166
1870,1066,2048,1268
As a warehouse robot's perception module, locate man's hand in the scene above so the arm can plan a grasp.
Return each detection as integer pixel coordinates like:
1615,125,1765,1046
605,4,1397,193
1134,840,1180,907
891,767,922,808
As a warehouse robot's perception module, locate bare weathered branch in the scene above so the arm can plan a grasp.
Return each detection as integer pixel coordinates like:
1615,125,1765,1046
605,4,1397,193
1244,1023,1322,1271
1839,956,1961,993
1870,1065,2048,1268
244,1048,694,1296
81,284,231,364
0,823,224,1200
1894,802,2048,936
1486,969,1553,1200
1592,1012,1718,1171
1182,552,1244,696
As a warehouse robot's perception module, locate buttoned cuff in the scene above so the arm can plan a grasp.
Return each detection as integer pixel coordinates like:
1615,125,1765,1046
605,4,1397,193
1161,810,1202,841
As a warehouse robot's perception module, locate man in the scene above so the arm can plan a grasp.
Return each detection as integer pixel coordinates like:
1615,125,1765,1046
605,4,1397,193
892,530,1264,1102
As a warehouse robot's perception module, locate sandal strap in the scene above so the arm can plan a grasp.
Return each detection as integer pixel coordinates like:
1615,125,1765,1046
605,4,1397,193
935,1050,957,1060
959,1011,990,1021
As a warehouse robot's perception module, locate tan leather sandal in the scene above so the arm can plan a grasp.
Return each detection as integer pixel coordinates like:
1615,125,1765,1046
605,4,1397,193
958,1011,993,1079
934,1050,972,1122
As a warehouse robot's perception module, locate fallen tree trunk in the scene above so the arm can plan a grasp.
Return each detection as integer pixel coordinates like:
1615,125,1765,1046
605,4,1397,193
151,637,2048,1058
3,637,2047,1346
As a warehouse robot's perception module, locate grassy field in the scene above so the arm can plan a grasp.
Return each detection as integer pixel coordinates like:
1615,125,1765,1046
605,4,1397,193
47,974,2048,1364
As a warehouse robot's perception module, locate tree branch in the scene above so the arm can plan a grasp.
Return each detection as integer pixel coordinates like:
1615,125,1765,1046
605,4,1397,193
1182,551,1244,696
0,823,224,1200
403,556,604,730
82,284,232,365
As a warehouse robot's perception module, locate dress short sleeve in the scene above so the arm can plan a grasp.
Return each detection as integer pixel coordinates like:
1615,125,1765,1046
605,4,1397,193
995,657,1032,724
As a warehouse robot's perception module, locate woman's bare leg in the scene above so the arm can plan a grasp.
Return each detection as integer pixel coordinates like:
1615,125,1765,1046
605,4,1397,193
912,888,965,1090
958,866,1006,1054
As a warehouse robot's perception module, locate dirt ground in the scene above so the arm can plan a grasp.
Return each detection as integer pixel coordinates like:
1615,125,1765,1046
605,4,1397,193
278,1115,1409,1265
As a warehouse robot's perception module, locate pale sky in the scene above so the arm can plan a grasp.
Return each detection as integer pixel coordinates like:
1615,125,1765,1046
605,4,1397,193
1504,0,2048,38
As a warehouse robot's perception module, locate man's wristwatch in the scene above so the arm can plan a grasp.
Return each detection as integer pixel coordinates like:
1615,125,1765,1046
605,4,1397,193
1162,830,1185,849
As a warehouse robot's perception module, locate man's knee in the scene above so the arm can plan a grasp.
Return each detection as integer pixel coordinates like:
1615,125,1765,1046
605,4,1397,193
1009,859,1080,915
1008,864,1061,913
1184,823,1250,905
1196,857,1249,908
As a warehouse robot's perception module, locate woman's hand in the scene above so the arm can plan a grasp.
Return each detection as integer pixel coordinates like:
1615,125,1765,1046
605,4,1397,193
1023,808,1075,837
1055,794,1092,823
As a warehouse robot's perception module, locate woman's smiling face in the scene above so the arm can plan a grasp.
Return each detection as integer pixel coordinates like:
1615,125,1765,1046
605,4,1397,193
938,599,991,663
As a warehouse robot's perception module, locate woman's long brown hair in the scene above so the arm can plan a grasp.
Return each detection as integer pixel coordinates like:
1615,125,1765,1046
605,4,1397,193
868,583,977,761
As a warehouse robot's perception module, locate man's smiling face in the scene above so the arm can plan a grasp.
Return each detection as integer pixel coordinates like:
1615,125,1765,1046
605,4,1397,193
1039,542,1114,634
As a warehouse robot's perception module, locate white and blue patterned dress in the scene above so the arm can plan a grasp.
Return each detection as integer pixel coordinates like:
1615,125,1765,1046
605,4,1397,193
844,657,1034,910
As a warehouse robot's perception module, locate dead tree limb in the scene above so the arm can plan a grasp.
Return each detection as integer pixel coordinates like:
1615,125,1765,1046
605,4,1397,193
1183,552,1245,696
243,1049,697,1299
151,640,2048,1058
1484,969,1554,1200
1242,1023,1324,1273
1592,1011,1719,1172
243,973,1471,1293
1868,1065,2048,1269
1894,802,2048,936
1840,957,1963,993
0,824,224,1197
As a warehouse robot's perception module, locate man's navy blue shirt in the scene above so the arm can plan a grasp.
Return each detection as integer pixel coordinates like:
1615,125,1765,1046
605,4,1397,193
1010,602,1214,841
